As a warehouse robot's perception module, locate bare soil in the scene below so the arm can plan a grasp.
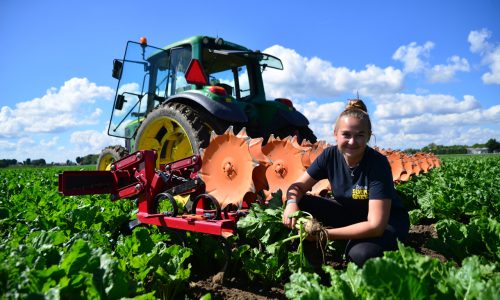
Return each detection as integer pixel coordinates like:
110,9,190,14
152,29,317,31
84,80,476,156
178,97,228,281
185,224,448,299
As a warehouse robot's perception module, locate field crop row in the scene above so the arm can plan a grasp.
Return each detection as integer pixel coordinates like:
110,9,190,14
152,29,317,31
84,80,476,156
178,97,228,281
0,154,499,299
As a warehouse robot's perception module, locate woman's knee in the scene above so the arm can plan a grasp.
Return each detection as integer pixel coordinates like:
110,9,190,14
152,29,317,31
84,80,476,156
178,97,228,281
346,242,384,267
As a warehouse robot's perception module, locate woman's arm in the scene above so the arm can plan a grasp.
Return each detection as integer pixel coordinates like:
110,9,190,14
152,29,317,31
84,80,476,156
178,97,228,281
282,172,318,228
325,199,391,240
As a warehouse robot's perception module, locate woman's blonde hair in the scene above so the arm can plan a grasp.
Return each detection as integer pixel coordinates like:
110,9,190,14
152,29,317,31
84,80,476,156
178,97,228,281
334,99,372,139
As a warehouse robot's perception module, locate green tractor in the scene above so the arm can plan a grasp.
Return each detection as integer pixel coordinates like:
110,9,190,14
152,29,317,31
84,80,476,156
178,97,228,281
97,36,316,170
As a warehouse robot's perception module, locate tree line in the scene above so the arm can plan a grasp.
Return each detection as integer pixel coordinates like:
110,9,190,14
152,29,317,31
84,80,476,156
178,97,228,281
0,154,99,168
404,138,500,155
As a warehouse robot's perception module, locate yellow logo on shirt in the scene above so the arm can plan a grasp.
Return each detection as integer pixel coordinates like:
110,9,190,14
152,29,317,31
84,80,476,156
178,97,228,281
352,185,368,200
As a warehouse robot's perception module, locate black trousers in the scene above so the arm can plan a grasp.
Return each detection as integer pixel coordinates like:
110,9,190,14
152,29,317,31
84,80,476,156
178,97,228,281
298,194,409,267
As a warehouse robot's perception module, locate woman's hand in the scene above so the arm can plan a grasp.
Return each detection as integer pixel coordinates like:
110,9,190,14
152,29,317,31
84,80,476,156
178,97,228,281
283,172,318,229
282,202,300,229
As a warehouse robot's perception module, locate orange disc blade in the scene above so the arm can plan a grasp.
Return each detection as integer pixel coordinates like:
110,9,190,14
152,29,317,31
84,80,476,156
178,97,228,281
301,140,328,168
262,136,306,202
387,153,405,182
199,129,256,209
309,179,331,197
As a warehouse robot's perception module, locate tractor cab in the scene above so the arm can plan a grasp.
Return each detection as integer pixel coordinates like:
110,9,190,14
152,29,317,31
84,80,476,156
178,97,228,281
108,36,283,144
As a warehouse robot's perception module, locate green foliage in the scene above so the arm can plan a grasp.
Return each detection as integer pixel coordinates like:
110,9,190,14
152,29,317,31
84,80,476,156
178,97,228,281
421,142,468,154
427,216,500,262
0,167,191,299
485,138,500,153
0,159,18,168
2,155,500,299
285,243,500,299
396,155,500,264
397,155,500,222
235,192,313,284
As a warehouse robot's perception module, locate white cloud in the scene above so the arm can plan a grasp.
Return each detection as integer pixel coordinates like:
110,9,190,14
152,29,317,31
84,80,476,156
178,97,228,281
373,97,500,150
40,136,59,147
375,125,500,150
309,122,336,144
427,56,470,83
302,96,500,150
468,28,491,54
0,140,16,151
262,45,404,100
374,93,481,119
482,47,500,84
393,42,469,83
295,101,345,123
70,127,124,155
468,28,500,84
0,138,36,161
114,82,141,116
392,41,434,73
0,77,114,138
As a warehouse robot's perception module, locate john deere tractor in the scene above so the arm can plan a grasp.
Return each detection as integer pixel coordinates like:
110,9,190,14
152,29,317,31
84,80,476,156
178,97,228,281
97,36,316,170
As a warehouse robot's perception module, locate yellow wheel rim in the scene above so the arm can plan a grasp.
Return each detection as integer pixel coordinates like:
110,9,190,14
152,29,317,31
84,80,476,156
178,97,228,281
97,154,116,171
136,116,194,166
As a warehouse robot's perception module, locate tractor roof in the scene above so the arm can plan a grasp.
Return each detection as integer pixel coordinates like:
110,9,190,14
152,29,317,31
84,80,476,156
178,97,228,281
161,36,252,52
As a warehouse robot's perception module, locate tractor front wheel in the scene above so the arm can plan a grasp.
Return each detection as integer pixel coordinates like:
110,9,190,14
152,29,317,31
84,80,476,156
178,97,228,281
96,145,129,170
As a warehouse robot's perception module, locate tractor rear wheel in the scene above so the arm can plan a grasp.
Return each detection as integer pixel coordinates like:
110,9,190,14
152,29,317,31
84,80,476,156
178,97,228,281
96,145,128,170
134,102,226,166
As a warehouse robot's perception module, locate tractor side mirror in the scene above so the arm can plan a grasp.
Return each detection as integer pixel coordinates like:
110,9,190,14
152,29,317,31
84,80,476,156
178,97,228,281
112,60,123,79
115,94,126,110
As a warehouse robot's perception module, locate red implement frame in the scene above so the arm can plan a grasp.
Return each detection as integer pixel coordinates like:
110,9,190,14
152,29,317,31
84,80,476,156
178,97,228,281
58,150,237,237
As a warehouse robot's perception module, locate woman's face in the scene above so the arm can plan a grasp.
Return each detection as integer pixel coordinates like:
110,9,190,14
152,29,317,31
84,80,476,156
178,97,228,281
334,116,370,164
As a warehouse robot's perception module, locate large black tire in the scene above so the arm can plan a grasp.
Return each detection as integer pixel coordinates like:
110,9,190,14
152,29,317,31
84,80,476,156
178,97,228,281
274,125,317,144
134,102,227,165
96,145,129,170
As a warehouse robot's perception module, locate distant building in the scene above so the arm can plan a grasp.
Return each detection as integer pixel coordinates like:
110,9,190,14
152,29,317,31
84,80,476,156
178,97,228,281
466,147,489,154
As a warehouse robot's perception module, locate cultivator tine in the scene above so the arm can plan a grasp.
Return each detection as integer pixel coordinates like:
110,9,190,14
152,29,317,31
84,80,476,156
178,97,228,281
209,129,219,143
433,156,441,168
427,155,435,169
399,159,414,182
387,153,405,182
301,140,328,168
235,127,251,141
375,148,442,184
289,135,311,150
416,154,429,173
412,157,422,176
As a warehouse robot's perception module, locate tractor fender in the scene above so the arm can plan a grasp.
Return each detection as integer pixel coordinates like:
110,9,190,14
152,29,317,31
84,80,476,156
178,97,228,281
277,109,310,127
166,93,248,123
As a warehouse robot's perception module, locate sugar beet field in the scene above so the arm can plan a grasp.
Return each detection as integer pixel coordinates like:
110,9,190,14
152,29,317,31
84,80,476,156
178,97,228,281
1,154,499,299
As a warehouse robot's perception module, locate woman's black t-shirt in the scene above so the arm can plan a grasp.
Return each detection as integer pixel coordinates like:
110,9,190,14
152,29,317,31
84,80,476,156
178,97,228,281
307,145,408,226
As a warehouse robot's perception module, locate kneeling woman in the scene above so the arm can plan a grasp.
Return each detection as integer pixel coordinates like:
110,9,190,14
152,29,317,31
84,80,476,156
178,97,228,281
282,99,409,267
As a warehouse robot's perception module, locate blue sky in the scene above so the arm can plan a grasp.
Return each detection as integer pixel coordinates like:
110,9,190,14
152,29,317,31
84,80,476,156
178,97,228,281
1,0,499,163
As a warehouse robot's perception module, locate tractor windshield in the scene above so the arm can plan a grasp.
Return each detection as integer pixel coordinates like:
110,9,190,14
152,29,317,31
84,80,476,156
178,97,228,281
108,41,170,139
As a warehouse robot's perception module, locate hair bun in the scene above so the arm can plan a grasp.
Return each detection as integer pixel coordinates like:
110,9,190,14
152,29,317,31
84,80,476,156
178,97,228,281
346,99,368,113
